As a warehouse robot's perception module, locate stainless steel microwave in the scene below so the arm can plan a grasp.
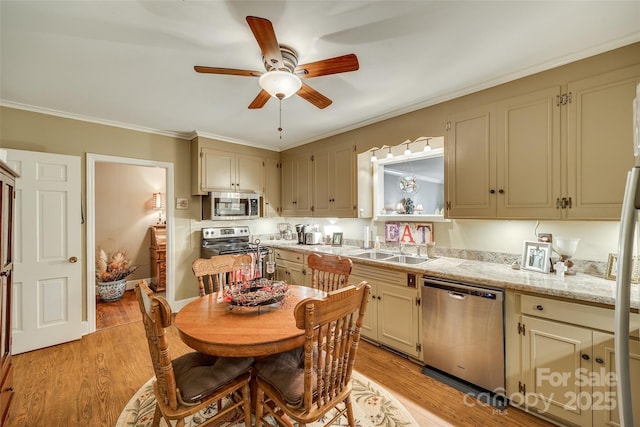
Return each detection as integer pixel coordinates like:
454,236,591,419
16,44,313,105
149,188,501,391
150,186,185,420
202,192,260,220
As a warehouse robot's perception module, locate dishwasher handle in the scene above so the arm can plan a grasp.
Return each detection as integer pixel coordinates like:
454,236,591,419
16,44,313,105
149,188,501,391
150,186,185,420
422,276,503,301
447,291,467,300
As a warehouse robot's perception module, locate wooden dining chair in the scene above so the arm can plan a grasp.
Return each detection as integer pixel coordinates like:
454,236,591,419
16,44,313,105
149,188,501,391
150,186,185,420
306,252,353,293
253,281,371,427
192,254,252,296
134,280,253,426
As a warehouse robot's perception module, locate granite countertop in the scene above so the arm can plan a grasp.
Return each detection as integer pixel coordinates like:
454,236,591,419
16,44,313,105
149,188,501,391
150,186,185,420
266,240,638,310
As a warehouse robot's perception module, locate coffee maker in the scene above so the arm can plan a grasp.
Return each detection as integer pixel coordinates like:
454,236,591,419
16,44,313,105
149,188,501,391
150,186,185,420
295,224,306,244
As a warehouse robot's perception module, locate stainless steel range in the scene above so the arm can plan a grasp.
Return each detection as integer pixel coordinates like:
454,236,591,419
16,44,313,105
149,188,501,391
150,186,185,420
200,226,269,276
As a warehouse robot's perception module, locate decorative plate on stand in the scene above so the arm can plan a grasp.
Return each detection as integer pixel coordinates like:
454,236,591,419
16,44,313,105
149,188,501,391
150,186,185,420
398,175,419,195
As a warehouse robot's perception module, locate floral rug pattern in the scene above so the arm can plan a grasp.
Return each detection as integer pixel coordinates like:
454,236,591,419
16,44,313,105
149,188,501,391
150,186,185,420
116,371,419,427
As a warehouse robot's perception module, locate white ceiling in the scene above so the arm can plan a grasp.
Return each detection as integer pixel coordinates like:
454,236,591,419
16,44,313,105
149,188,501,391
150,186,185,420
2,1,639,151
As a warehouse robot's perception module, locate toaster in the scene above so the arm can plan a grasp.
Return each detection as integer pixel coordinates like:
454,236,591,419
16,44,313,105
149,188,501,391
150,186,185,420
304,231,324,245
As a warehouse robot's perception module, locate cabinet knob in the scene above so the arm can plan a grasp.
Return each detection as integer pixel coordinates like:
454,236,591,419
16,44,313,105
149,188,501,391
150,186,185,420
377,296,382,300
489,189,496,194
498,189,504,194
595,357,604,364
581,354,590,361
69,256,78,263
536,305,544,311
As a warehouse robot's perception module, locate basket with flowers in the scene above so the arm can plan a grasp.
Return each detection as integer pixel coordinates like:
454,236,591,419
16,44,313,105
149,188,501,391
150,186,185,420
96,248,139,301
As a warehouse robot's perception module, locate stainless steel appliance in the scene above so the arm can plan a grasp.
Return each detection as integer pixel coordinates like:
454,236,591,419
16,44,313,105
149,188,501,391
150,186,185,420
304,231,323,245
422,276,505,392
200,226,269,277
295,224,306,244
614,82,640,426
202,192,260,220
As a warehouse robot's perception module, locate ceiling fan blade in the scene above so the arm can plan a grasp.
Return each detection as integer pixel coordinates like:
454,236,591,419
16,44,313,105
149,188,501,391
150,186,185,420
248,90,271,109
194,66,261,77
297,83,332,109
295,54,359,78
246,16,283,70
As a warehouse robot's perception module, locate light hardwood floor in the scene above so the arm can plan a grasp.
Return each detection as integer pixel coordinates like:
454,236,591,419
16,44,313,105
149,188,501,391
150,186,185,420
7,293,555,427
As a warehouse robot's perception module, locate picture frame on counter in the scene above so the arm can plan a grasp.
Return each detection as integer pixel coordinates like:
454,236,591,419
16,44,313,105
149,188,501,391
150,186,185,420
331,232,343,247
521,240,551,273
605,253,639,283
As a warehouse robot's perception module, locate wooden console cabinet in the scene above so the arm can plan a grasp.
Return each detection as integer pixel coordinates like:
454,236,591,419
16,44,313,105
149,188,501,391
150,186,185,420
0,161,17,425
149,225,166,292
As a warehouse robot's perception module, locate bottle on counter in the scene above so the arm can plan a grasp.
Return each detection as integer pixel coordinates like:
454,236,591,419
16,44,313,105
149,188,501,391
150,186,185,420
374,236,381,251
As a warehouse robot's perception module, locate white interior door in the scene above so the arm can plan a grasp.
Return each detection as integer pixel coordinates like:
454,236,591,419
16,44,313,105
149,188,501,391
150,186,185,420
7,149,82,354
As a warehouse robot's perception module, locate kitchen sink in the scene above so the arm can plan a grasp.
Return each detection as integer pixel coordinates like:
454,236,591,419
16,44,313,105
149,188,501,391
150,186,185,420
349,251,395,260
386,255,429,265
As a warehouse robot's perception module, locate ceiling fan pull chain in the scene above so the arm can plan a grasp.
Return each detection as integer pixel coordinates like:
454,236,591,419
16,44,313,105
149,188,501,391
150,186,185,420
278,98,283,139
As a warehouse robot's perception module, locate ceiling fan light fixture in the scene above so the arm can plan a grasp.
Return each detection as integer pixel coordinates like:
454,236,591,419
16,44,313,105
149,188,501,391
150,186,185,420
259,70,302,99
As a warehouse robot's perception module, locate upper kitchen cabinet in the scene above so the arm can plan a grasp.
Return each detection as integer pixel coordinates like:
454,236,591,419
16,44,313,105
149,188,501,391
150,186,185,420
198,148,263,194
280,151,313,216
191,138,269,196
495,86,562,219
565,65,640,219
446,105,497,219
312,144,356,218
282,144,357,218
447,87,561,219
263,157,281,217
447,64,640,220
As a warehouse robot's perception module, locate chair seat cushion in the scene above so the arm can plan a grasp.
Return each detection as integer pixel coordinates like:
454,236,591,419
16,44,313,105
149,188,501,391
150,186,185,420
254,346,318,407
172,352,253,403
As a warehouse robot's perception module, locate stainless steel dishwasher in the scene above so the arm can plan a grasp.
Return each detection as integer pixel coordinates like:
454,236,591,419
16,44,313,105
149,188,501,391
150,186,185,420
422,276,505,392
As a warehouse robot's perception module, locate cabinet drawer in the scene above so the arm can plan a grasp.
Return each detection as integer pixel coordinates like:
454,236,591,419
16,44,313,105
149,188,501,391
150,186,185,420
274,249,304,264
520,294,639,334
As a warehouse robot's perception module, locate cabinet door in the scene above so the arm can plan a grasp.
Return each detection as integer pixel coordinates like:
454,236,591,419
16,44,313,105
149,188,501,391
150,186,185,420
0,172,14,425
281,153,312,216
263,157,281,217
312,150,331,215
496,87,562,219
280,156,296,215
446,106,496,218
350,273,377,341
201,148,235,191
521,315,592,427
566,65,640,219
331,145,356,217
377,282,420,358
592,332,640,427
236,154,263,193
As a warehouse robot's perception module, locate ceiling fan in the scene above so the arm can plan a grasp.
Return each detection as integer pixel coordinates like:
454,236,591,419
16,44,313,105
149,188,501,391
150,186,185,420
194,16,359,110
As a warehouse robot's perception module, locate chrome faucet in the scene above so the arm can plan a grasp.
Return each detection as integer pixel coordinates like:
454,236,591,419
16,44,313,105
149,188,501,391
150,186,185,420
399,243,406,254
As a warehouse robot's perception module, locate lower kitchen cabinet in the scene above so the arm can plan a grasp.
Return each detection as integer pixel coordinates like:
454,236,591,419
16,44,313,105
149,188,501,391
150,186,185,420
506,292,640,427
349,264,421,360
274,248,309,287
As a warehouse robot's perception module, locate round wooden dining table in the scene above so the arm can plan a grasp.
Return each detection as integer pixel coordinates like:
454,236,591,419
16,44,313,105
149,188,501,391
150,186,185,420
174,284,326,357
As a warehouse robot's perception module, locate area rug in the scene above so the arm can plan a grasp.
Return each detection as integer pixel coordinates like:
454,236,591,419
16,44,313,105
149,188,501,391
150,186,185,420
116,370,419,426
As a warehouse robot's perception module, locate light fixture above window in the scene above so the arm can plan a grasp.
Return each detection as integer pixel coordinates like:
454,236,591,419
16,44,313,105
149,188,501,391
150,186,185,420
258,70,302,100
369,146,380,163
403,139,412,156
423,137,432,152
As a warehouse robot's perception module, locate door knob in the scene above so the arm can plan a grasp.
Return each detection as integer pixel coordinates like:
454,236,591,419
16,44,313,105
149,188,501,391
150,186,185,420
69,256,78,263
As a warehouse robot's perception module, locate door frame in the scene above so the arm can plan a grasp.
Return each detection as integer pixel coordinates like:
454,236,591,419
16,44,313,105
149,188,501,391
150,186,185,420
85,154,174,334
